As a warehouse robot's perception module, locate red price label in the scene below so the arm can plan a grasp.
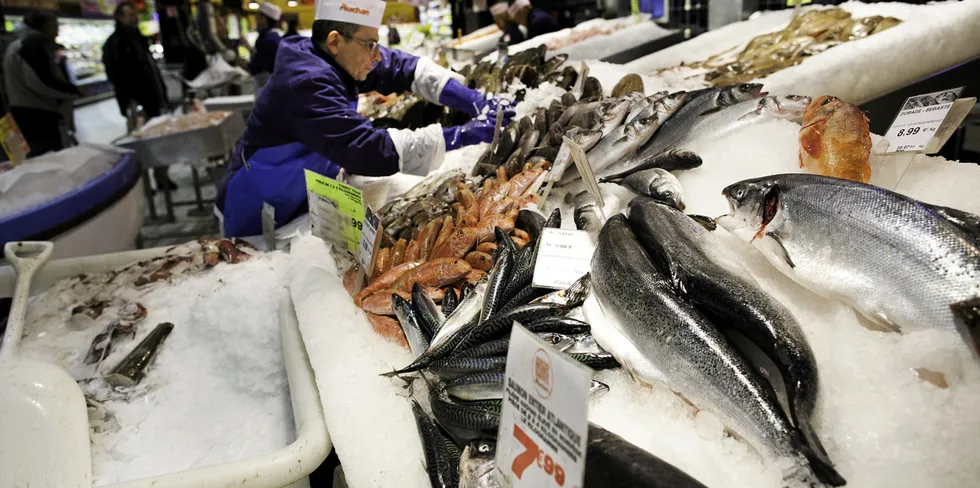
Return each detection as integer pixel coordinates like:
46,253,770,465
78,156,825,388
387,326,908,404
510,425,566,486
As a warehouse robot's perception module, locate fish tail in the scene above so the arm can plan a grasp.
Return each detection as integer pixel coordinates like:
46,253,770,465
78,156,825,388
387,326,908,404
792,429,846,486
950,297,980,356
381,355,433,377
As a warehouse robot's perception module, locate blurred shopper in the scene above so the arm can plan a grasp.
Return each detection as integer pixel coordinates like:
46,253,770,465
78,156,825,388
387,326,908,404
490,2,524,46
249,2,283,91
103,1,176,190
509,0,560,41
284,18,301,38
3,10,80,157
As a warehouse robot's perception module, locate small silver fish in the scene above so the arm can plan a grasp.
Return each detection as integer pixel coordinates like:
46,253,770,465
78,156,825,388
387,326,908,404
572,191,605,232
619,168,685,210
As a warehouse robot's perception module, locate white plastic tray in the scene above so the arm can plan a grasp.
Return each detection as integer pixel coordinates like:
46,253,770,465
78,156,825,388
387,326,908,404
0,249,331,488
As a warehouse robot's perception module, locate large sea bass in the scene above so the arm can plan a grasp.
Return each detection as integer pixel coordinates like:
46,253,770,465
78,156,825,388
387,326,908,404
627,198,839,478
720,174,980,353
590,215,842,486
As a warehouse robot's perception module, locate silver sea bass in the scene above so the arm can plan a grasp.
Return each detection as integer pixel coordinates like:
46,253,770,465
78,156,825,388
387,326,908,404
720,173,980,352
591,215,835,486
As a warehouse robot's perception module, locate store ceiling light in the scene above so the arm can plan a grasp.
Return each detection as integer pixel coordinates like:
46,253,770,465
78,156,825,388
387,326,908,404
248,2,259,9
287,0,297,6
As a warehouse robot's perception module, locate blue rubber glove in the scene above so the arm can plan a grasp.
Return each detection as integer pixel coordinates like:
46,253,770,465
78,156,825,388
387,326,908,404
440,79,515,122
443,116,498,151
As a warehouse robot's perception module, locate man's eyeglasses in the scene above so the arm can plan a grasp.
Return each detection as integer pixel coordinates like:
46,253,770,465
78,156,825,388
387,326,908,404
342,34,380,54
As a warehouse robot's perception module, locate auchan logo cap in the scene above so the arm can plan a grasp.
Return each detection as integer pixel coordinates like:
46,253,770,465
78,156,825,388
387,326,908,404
315,0,385,29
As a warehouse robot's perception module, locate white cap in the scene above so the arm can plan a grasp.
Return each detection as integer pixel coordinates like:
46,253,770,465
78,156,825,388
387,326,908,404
490,2,509,16
508,0,529,18
315,0,386,30
258,1,282,21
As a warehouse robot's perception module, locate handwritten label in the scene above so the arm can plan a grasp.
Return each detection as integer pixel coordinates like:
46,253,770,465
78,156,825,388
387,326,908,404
358,205,381,273
882,87,963,153
304,169,365,254
531,228,596,290
495,323,590,488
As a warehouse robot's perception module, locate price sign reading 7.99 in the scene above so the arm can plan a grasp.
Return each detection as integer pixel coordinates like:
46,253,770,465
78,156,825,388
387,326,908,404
495,324,591,488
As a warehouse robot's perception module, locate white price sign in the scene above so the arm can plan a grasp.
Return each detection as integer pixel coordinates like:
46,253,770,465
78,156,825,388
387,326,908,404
495,324,591,488
358,206,380,273
531,228,596,290
882,87,963,153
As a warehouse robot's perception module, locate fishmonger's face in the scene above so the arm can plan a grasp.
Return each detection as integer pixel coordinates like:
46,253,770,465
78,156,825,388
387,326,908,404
335,26,382,81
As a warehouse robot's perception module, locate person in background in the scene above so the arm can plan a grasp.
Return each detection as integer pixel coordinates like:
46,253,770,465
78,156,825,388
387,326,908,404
490,2,524,46
3,10,80,157
216,0,514,237
284,18,301,38
103,1,177,190
249,2,283,91
509,0,560,41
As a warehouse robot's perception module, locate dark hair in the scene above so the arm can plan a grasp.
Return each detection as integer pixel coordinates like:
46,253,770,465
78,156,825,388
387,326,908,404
311,19,359,45
23,10,57,31
114,1,135,20
259,13,277,26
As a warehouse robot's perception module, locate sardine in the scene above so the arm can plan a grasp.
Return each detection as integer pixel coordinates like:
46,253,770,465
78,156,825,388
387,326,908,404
411,400,459,488
616,168,685,210
455,303,567,352
481,247,514,322
460,440,500,488
720,173,980,352
393,294,430,358
572,191,605,232
591,215,838,486
629,197,837,473
597,148,702,182
585,423,707,488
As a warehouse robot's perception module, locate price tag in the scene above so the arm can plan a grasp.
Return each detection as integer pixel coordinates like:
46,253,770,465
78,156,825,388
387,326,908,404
882,87,963,153
305,169,365,254
261,202,276,251
563,136,604,209
495,323,591,488
0,113,30,165
531,228,596,290
358,206,381,273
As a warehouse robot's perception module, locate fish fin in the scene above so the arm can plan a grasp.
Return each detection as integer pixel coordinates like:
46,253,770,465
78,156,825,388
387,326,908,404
922,203,980,242
698,106,723,116
950,297,980,356
765,231,796,269
791,429,847,486
854,311,901,334
688,214,718,231
794,405,845,486
612,136,629,146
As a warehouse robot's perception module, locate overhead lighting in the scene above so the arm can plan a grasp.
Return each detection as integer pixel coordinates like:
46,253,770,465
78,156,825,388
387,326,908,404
287,0,297,6
248,2,259,9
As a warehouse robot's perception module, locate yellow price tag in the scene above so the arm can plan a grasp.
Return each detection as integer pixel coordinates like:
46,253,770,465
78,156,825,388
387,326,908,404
786,0,812,6
304,169,365,254
0,113,30,166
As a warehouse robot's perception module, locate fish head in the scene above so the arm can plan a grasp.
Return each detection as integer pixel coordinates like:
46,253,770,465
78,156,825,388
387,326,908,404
648,169,686,211
803,95,843,122
604,99,632,121
589,380,610,398
720,178,782,242
537,332,575,351
576,129,604,148
464,439,497,462
758,95,811,121
572,190,598,209
658,91,689,113
728,83,767,104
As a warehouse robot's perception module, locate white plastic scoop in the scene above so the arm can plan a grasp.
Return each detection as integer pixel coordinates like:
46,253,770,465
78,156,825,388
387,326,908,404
0,241,92,488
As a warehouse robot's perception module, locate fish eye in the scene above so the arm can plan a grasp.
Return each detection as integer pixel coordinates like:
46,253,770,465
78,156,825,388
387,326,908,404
662,191,674,200
820,97,836,106
734,188,745,199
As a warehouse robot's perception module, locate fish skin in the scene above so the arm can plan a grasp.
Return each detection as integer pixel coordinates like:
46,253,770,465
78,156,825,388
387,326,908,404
429,356,508,381
617,168,686,210
442,288,459,317
481,247,514,322
585,423,707,488
432,215,456,253
597,148,702,183
516,208,545,244
544,207,562,228
418,217,445,261
356,261,423,305
799,95,872,183
456,303,567,352
446,372,508,401
508,168,544,198
573,191,605,232
599,98,633,138
374,247,392,279
360,289,409,316
430,389,500,444
566,351,620,370
629,197,837,475
411,400,460,488
413,282,446,340
452,337,512,359
392,258,473,293
591,215,829,486
500,245,536,305
721,173,980,352
391,238,408,266
365,312,409,349
460,441,500,488
393,293,430,358
431,228,480,259
644,84,762,156
594,92,692,180
465,251,494,272
530,272,592,308
497,284,551,313
524,316,591,335
474,211,518,244
405,240,421,263
561,115,662,185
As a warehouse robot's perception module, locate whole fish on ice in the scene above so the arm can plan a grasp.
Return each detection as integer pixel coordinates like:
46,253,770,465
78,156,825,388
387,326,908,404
590,215,841,486
799,95,872,183
606,168,685,210
720,173,980,353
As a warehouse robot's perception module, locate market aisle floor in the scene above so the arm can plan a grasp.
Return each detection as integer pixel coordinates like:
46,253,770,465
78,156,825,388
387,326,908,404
75,99,221,249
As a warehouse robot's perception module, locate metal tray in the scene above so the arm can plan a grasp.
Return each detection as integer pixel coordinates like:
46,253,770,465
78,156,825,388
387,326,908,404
114,111,246,169
204,95,256,121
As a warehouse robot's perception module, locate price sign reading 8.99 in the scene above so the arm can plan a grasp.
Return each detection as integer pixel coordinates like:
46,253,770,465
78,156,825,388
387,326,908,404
883,87,963,153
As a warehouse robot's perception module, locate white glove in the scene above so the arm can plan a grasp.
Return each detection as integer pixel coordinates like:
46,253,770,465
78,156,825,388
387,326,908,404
387,124,446,176
411,57,458,105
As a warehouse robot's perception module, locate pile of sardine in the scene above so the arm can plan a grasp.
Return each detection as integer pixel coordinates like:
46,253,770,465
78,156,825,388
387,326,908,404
374,209,709,487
